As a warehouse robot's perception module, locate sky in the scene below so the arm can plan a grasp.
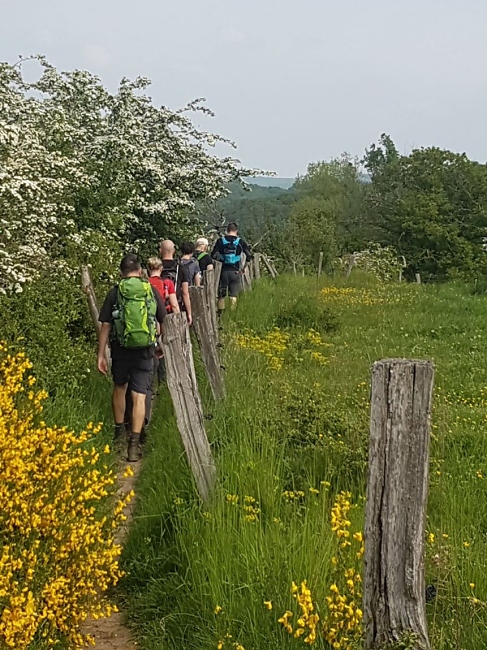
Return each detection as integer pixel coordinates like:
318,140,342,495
1,0,487,177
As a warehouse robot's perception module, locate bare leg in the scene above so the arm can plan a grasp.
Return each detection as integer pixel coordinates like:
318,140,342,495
131,390,146,434
113,384,128,424
217,298,225,311
229,297,237,310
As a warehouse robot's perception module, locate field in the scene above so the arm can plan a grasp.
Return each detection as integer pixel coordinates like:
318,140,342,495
120,275,487,650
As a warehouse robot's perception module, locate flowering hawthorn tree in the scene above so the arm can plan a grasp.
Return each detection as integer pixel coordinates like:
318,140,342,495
0,56,258,293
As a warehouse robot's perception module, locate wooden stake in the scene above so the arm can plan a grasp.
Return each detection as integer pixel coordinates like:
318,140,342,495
253,254,261,280
317,251,324,277
364,359,434,650
163,313,216,501
189,286,225,401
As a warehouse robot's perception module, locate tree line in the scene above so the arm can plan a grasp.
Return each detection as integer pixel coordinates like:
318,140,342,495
220,135,487,282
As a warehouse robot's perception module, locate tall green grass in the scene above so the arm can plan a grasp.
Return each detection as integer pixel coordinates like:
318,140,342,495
121,275,487,649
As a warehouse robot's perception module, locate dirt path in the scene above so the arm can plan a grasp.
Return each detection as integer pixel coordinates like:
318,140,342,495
82,457,142,649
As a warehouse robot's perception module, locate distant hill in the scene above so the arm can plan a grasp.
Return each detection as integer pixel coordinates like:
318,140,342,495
244,176,295,190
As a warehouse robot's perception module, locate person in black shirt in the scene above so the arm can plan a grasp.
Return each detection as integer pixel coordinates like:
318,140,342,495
159,239,193,325
98,254,166,461
211,223,252,313
194,237,214,279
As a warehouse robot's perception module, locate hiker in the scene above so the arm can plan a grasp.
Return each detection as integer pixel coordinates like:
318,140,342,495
194,237,214,279
159,239,193,326
180,241,201,287
147,256,180,315
146,255,180,386
211,222,252,312
97,253,166,462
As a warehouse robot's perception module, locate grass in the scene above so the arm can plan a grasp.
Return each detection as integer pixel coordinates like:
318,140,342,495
120,274,487,649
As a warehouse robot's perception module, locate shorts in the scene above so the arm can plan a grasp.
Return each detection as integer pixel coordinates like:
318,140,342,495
218,267,242,299
111,347,153,395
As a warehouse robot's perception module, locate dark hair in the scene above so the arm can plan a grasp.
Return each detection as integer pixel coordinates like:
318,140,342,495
227,222,238,233
180,241,195,255
120,253,141,276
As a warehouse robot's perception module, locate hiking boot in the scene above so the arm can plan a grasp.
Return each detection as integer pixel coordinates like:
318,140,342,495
113,423,126,450
127,434,141,462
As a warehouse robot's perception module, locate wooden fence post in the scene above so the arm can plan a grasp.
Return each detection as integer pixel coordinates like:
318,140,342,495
317,251,324,277
346,254,356,278
416,273,422,284
205,267,219,339
253,253,261,280
292,260,297,276
163,313,216,501
189,285,225,401
81,265,111,366
81,266,101,332
262,254,279,279
364,359,434,650
213,260,222,298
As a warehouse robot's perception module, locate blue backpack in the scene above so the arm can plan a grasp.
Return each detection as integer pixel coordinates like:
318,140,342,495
222,236,241,265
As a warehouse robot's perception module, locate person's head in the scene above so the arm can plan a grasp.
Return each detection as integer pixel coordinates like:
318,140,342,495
180,241,195,258
147,256,163,277
226,222,238,235
159,239,176,260
120,253,142,278
195,237,209,252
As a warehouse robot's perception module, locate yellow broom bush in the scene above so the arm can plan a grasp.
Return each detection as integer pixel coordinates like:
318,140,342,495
0,343,132,648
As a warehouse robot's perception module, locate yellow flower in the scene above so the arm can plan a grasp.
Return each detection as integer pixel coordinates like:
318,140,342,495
263,600,273,610
214,605,223,615
470,583,475,589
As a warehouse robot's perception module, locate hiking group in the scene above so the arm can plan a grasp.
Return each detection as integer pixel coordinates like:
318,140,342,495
97,224,252,462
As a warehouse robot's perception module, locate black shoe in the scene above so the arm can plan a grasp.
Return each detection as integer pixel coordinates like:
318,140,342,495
127,434,141,462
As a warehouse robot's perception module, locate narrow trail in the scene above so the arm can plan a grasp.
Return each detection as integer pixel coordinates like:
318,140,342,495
82,457,142,649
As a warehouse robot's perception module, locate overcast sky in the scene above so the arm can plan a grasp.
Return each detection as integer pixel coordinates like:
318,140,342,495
1,0,487,177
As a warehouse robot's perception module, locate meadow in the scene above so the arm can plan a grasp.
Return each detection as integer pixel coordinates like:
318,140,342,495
120,274,487,650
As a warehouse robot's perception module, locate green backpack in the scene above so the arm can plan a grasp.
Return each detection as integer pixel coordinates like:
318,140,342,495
112,277,157,349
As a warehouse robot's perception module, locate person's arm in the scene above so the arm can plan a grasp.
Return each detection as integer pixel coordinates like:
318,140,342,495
195,271,202,287
181,281,192,326
97,323,110,374
211,239,223,261
241,239,253,260
169,294,180,313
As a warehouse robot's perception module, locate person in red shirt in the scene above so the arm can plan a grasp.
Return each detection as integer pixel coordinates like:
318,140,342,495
147,257,180,314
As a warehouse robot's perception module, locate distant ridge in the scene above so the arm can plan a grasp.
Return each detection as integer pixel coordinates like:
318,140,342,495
245,176,295,190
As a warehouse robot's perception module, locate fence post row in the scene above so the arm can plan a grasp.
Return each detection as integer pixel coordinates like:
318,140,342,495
189,284,225,401
163,313,216,501
364,358,434,650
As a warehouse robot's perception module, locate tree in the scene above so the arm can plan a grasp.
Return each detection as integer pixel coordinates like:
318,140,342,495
364,135,487,281
0,56,257,293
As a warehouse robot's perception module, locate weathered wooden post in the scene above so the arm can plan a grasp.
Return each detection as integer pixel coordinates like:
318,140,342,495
416,273,422,284
204,267,219,339
81,265,111,365
317,251,324,277
189,285,225,401
364,359,434,650
346,253,356,278
292,260,297,276
81,266,101,332
253,253,261,280
213,260,222,297
163,313,216,501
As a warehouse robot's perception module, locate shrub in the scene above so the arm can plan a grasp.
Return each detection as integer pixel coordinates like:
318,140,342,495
274,294,339,333
0,344,131,648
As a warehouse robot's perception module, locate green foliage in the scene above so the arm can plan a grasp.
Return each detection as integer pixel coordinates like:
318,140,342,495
274,294,339,332
0,274,97,397
363,134,487,282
